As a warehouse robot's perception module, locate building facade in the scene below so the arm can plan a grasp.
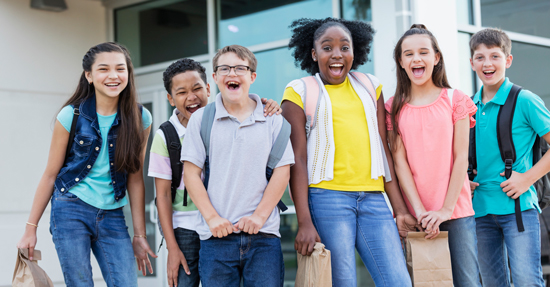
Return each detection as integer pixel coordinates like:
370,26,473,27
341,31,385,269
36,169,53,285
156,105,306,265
1,0,549,286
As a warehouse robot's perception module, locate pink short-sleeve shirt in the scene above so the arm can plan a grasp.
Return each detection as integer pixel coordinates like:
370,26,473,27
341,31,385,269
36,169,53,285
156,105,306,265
385,89,477,219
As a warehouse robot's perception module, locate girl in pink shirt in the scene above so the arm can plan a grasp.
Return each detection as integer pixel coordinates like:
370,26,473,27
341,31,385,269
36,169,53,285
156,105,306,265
386,24,480,287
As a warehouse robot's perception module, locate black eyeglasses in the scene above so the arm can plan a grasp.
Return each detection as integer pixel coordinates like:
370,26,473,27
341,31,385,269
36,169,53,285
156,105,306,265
215,65,251,75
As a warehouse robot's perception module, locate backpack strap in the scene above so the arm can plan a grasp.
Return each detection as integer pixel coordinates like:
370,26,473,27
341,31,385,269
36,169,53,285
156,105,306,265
64,105,80,165
468,96,477,181
200,103,217,190
349,72,377,108
159,121,184,205
497,84,523,231
266,119,292,212
300,76,321,131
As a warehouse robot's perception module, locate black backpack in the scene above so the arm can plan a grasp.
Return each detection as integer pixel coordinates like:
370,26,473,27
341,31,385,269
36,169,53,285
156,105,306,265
158,121,188,206
468,84,550,232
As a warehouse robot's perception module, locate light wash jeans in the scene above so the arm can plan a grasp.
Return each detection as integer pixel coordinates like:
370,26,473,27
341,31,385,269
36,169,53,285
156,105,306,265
308,188,411,287
50,190,137,287
476,209,544,287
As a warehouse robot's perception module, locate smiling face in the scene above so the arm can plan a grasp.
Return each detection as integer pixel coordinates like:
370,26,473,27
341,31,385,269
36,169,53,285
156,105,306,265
168,70,210,126
312,26,354,85
213,52,256,103
85,52,128,100
399,34,440,88
470,44,512,89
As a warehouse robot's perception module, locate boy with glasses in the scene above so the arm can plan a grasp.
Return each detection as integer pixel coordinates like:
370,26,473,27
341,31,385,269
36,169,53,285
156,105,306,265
181,45,294,286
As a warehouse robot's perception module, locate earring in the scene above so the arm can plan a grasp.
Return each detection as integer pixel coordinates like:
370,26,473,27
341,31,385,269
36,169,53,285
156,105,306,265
313,57,317,61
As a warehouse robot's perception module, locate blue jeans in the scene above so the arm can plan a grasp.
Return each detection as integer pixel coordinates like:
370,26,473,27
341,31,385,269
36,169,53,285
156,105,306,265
198,232,284,287
174,228,200,287
308,188,411,287
439,216,481,287
476,209,544,287
49,190,136,287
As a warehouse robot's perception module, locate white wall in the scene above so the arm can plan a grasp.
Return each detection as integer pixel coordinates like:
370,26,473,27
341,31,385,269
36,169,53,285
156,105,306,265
0,0,106,285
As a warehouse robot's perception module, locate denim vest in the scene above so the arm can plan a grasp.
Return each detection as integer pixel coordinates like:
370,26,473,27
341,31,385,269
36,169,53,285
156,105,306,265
54,96,133,201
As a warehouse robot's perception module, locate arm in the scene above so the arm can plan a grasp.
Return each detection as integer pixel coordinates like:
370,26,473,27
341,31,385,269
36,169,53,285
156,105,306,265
281,101,320,256
183,161,236,238
420,116,470,238
377,94,419,239
236,165,290,234
127,125,158,276
500,131,550,198
155,178,190,286
17,120,69,260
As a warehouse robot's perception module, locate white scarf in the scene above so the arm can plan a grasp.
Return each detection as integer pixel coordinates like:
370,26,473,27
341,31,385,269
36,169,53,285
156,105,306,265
288,73,387,185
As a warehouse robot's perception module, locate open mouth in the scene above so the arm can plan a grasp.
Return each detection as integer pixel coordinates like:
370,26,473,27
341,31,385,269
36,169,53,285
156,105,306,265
226,81,240,91
483,70,495,77
105,83,120,88
186,104,200,114
412,66,425,77
329,63,344,77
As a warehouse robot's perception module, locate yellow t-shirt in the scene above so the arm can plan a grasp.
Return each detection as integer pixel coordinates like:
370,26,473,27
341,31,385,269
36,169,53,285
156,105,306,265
282,76,385,192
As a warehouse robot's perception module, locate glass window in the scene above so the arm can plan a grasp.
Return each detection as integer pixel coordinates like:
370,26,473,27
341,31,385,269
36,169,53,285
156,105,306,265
481,0,550,39
507,41,550,106
457,32,477,96
115,0,208,68
456,0,474,25
342,0,372,22
217,0,332,48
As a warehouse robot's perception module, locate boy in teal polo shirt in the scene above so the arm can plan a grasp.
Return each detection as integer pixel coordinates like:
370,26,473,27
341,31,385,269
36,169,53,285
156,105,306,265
469,28,550,286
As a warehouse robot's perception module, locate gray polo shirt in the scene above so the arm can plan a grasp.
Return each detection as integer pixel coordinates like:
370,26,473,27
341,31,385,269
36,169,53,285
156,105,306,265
181,93,294,240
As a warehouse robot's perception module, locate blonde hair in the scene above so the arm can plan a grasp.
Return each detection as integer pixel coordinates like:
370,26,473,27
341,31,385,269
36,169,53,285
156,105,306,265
212,45,257,72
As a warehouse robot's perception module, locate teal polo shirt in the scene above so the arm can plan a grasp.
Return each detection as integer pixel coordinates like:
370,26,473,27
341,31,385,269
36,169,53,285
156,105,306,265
472,78,550,218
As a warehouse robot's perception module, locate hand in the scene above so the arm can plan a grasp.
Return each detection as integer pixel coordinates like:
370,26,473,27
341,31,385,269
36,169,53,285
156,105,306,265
234,214,266,234
500,171,533,199
17,227,37,260
206,216,237,238
395,213,420,239
294,223,321,256
132,236,158,276
470,169,479,197
167,248,189,287
418,208,452,239
261,98,283,116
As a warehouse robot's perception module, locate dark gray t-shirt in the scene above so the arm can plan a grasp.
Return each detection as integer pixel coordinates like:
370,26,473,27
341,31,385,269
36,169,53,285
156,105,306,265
181,93,294,240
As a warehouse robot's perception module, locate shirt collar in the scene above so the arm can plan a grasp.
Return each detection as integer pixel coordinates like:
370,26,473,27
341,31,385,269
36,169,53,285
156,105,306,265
474,77,512,106
168,108,187,136
214,93,266,122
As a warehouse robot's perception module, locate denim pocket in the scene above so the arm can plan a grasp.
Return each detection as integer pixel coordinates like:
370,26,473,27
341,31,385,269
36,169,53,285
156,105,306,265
308,188,326,194
73,134,93,157
55,190,79,201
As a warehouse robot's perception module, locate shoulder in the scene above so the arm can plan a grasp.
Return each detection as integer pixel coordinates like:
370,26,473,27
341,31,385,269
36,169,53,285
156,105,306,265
384,96,395,111
282,79,306,110
188,106,206,128
366,73,381,88
285,79,306,95
141,106,153,129
57,105,76,132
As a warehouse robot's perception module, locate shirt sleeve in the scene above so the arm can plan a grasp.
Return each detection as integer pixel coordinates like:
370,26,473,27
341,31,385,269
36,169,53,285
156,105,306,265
366,74,383,100
522,90,550,137
384,97,394,131
57,106,75,132
147,130,172,180
451,89,477,127
181,108,207,169
281,86,304,110
141,106,153,129
271,115,295,168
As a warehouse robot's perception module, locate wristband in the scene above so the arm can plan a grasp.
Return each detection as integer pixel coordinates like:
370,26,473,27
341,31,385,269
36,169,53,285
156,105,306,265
26,222,38,228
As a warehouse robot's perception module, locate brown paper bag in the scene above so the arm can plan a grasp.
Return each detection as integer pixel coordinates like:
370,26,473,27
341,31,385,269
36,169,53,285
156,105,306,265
295,242,332,287
12,248,54,287
406,232,453,287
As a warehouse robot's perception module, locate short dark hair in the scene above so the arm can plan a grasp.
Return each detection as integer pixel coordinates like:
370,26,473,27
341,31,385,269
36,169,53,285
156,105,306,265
470,28,512,57
288,17,375,75
213,45,257,72
163,58,207,94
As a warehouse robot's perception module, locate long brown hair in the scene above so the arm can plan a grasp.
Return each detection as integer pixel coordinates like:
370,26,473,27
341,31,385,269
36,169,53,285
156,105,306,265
389,24,451,151
62,42,144,174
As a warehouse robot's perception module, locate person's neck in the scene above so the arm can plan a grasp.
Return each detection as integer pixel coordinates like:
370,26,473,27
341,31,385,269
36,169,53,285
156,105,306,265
410,80,441,102
222,93,256,123
176,109,189,128
95,92,119,116
481,77,506,104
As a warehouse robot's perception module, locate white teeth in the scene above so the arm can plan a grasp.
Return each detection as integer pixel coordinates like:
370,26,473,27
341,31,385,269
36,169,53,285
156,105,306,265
329,64,343,67
483,71,495,74
412,66,424,69
187,104,199,108
227,81,239,85
106,83,119,86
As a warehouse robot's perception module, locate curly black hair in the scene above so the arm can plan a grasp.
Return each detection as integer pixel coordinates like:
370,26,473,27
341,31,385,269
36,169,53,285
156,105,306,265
163,58,207,94
288,17,375,75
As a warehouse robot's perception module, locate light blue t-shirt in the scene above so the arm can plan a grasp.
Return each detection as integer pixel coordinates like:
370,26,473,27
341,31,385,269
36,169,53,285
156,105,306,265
57,105,152,210
473,78,550,218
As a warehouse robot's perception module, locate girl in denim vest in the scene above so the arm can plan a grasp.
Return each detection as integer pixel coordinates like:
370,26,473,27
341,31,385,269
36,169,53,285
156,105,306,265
17,42,156,286
282,18,415,286
386,25,480,286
